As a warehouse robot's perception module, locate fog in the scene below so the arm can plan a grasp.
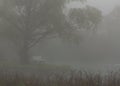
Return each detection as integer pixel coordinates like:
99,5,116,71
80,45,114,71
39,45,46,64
0,0,120,72
32,1,120,71
87,0,120,15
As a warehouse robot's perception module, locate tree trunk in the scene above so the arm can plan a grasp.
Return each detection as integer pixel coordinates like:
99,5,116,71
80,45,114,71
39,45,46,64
20,49,29,64
19,42,30,64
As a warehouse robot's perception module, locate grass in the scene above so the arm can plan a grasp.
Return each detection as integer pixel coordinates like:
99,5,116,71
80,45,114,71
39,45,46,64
0,63,120,86
0,68,119,86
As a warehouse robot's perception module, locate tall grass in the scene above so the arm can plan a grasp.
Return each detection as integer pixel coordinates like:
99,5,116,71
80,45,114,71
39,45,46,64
0,70,119,86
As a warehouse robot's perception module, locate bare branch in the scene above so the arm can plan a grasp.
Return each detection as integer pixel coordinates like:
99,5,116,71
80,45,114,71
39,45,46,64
28,29,54,48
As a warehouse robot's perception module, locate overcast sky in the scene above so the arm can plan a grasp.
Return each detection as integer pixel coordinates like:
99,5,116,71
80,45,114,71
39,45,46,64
87,0,120,15
71,0,120,15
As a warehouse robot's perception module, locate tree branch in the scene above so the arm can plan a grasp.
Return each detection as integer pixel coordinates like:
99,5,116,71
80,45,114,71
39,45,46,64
28,29,54,48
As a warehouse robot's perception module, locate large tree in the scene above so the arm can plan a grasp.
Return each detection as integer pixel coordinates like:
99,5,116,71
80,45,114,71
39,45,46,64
0,0,102,64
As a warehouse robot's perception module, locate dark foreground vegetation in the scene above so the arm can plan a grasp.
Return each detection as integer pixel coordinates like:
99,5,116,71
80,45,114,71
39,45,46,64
0,65,120,86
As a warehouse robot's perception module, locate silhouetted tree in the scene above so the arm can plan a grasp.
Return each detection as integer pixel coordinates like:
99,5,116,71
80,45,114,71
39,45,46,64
0,0,102,64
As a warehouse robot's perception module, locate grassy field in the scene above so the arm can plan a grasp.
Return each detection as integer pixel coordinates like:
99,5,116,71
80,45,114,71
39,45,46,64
0,67,119,86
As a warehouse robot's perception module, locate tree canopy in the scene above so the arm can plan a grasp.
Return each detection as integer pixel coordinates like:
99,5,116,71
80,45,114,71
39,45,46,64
0,0,102,63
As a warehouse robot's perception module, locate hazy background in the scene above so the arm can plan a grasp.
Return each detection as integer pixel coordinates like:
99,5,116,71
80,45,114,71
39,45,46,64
72,0,120,15
1,0,120,71
32,0,120,70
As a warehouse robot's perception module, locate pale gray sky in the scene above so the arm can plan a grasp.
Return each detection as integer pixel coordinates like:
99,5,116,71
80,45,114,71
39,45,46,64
87,0,120,15
71,0,120,15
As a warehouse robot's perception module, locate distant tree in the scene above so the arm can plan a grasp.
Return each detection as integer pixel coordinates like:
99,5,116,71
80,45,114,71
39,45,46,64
69,5,102,31
0,0,102,64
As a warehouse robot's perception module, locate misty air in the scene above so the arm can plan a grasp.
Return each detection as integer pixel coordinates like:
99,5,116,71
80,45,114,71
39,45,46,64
0,0,120,86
